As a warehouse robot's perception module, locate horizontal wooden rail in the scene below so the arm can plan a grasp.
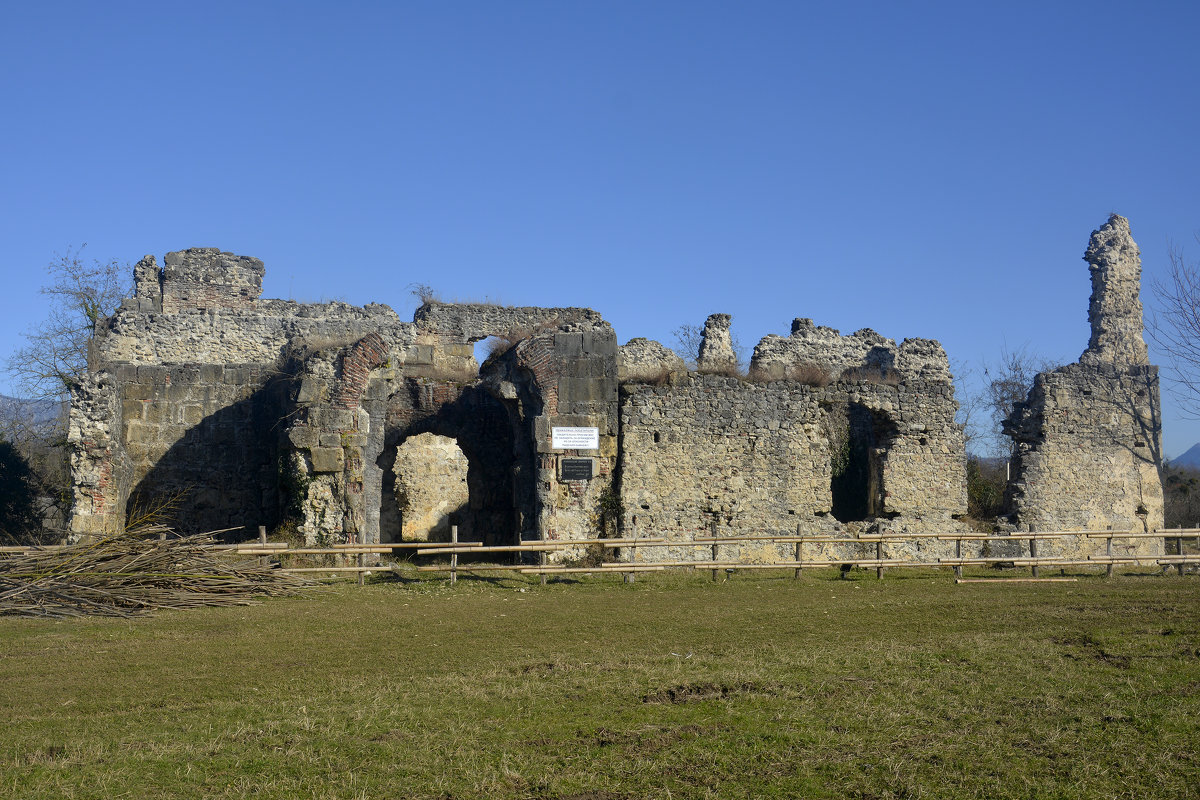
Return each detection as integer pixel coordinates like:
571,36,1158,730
5,528,1196,588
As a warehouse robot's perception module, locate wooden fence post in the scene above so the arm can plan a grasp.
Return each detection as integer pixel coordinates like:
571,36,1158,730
954,536,962,580
450,524,458,586
876,539,883,580
1029,537,1039,578
624,535,636,584
1106,526,1114,578
794,524,802,580
539,547,547,586
1179,527,1186,576
711,518,719,582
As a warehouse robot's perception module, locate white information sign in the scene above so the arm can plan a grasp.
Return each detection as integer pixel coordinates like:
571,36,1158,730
551,426,600,450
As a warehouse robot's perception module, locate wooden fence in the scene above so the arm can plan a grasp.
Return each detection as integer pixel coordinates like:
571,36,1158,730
5,526,1198,585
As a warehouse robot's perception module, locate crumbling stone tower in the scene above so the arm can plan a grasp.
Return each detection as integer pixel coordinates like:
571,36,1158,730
696,313,738,373
1005,214,1164,537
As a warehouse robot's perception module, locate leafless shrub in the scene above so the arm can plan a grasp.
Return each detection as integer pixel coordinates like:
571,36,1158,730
839,365,901,386
785,363,833,387
7,247,131,401
407,283,439,305
621,366,673,387
695,362,744,378
981,345,1059,457
487,326,537,359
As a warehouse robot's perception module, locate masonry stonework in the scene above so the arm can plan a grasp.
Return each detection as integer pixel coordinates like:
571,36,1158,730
66,217,1164,565
1004,215,1164,556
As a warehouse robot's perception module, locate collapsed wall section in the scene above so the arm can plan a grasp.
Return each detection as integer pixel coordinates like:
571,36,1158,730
752,319,953,383
67,373,133,538
620,376,831,544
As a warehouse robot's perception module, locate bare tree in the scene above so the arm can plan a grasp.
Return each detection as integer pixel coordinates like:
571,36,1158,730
671,323,747,371
6,247,130,401
980,345,1058,458
2,248,129,536
951,358,987,454
1150,243,1200,417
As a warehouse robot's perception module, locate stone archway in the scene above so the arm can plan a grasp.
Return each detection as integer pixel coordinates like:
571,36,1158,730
375,379,527,547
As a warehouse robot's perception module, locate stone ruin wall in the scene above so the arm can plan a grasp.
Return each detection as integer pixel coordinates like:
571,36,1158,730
67,215,1165,565
70,248,422,538
619,327,967,563
1004,215,1164,559
280,306,619,551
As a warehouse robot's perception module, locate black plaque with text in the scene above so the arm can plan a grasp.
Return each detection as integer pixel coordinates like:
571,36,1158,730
560,458,594,481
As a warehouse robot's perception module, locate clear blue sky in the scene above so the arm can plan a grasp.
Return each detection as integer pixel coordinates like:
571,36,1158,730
3,1,1199,457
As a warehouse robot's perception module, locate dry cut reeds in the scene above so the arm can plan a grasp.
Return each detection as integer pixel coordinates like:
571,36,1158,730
0,526,311,619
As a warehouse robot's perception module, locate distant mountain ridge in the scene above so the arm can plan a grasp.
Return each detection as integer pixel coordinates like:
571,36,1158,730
0,394,66,429
1173,443,1200,470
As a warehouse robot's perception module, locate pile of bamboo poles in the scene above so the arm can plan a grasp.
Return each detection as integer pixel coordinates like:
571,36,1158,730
0,526,311,619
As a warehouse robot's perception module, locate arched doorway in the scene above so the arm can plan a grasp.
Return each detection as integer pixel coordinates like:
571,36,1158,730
830,402,897,522
377,380,527,547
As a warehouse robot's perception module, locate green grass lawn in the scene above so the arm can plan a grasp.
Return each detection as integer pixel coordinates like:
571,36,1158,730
1,567,1198,799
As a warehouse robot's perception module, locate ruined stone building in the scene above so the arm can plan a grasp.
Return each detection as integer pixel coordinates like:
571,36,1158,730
66,215,1164,561
1004,215,1164,539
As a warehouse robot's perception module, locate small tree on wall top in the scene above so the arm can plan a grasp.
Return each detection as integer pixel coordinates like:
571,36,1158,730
6,247,130,401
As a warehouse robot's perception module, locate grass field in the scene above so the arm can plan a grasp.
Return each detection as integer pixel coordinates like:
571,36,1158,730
2,566,1198,799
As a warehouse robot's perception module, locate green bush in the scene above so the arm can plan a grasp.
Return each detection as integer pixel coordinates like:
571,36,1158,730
967,456,1006,521
0,440,44,544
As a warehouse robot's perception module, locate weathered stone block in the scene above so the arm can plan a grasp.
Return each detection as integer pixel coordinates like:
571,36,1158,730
122,382,152,401
296,378,323,404
182,405,204,426
121,400,145,421
310,447,345,473
553,333,584,356
138,365,167,384
405,344,435,365
288,425,318,448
